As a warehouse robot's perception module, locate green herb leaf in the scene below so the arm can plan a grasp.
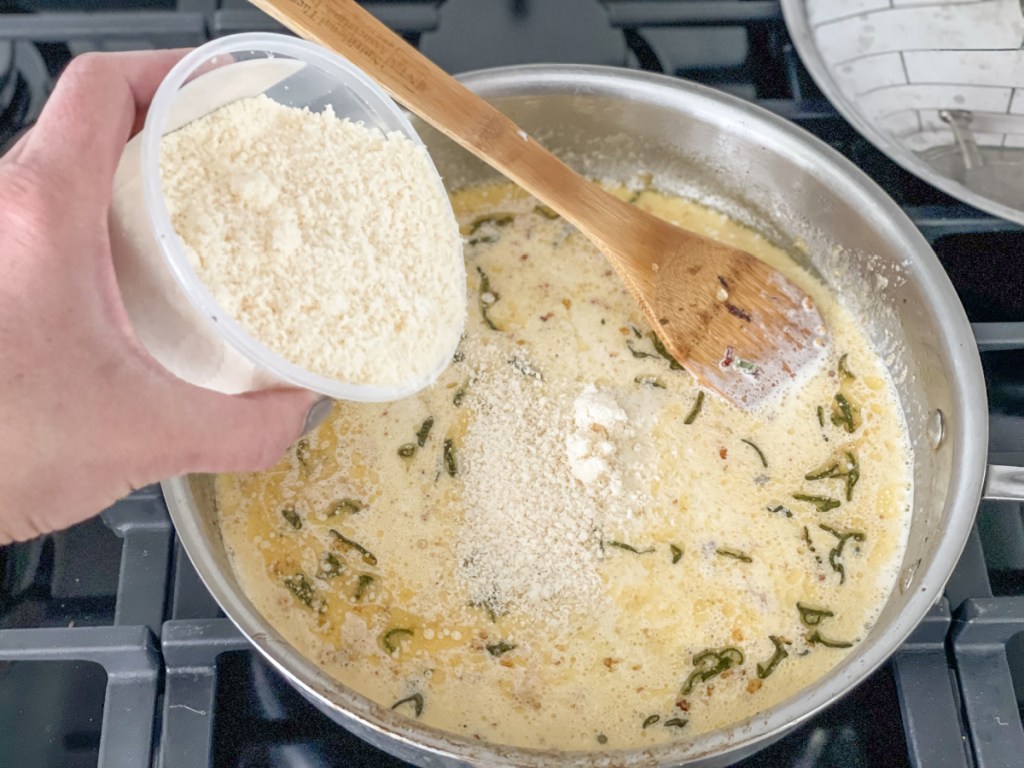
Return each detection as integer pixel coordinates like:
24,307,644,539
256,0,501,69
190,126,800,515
605,540,655,555
818,524,866,585
797,602,835,627
468,600,500,623
792,493,842,513
443,439,458,477
649,332,684,370
452,350,465,363
830,392,859,434
534,204,560,219
453,384,468,407
327,498,362,517
817,405,826,428
283,573,315,607
354,573,374,602
801,526,815,552
806,630,854,649
716,547,753,563
740,439,768,469
486,640,517,657
467,213,514,235
735,359,760,376
296,438,312,470
316,552,344,579
670,544,684,564
381,627,414,654
684,391,705,425
398,443,417,459
767,505,793,518
416,417,434,447
476,266,501,331
756,635,790,679
642,715,660,729
838,353,856,380
281,507,302,530
681,647,744,695
509,356,543,380
634,375,666,389
664,718,688,729
391,693,424,718
804,451,860,501
330,529,378,566
626,340,657,359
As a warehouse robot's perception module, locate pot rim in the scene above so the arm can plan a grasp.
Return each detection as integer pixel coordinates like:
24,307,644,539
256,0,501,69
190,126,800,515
164,63,988,766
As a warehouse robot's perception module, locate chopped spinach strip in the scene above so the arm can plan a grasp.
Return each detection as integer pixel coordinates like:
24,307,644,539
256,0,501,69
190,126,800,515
680,647,744,695
830,392,859,433
467,213,514,235
634,375,666,389
596,734,608,745
807,630,854,649
756,636,790,679
534,204,559,219
605,540,655,555
283,573,315,607
453,384,468,407
398,443,417,459
630,324,643,339
670,544,684,564
330,529,378,566
281,507,302,530
416,417,434,447
735,359,760,376
819,524,866,585
801,526,815,552
509,356,543,380
650,332,684,370
838,353,856,380
391,693,424,718
642,714,661,729
817,405,826,428
716,547,753,563
684,391,705,425
797,603,835,627
626,340,657,359
468,600,500,623
354,574,374,601
664,718,688,729
327,498,362,517
768,505,793,518
443,439,458,477
476,266,501,331
486,641,517,657
804,451,860,502
792,493,842,513
452,350,465,363
741,439,768,469
295,438,312,470
316,552,344,579
382,627,414,654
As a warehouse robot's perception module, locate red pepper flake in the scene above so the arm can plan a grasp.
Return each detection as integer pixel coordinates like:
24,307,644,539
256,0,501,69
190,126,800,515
719,447,728,460
540,312,554,322
562,298,572,309
675,700,690,712
520,253,529,261
720,346,735,368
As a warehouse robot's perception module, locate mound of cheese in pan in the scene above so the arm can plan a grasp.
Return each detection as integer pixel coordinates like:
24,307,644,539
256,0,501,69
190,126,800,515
215,182,912,750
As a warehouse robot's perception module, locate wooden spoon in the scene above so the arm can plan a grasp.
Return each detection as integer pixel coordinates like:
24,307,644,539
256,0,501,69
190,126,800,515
248,0,828,406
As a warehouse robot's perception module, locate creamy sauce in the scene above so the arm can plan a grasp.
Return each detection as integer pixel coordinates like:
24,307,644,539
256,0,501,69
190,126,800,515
215,183,913,750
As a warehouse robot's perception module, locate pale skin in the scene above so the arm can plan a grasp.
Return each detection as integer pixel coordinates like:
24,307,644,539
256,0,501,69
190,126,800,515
0,50,322,543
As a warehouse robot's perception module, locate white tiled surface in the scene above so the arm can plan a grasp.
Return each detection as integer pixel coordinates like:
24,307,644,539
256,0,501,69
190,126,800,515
807,0,1024,151
813,1,1024,64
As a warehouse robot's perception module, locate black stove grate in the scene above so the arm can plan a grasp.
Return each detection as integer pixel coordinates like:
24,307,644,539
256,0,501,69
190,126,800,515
1,3,1023,767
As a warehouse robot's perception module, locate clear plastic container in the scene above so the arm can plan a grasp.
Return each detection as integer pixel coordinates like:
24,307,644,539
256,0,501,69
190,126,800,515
109,33,463,401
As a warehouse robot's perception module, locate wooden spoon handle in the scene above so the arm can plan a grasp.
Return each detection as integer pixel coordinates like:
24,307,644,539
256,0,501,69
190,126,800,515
248,0,640,263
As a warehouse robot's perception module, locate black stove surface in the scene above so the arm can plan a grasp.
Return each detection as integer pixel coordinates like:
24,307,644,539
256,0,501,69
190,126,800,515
1,3,1023,767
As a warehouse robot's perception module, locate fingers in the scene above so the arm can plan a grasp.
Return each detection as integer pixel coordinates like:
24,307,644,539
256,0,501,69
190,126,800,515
18,49,190,195
152,380,325,476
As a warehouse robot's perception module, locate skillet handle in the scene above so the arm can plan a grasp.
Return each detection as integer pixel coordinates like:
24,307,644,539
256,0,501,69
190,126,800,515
983,464,1024,501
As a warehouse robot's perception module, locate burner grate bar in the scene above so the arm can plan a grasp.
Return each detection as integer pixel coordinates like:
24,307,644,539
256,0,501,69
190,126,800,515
0,12,206,43
973,323,1024,353
952,597,1024,768
160,619,250,768
0,625,159,768
892,600,972,768
606,1,782,26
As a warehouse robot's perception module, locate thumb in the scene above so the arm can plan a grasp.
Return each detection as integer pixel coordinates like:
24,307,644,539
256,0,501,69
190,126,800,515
154,381,330,475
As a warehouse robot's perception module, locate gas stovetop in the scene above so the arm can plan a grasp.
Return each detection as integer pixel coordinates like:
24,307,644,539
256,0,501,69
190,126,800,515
2,3,1023,767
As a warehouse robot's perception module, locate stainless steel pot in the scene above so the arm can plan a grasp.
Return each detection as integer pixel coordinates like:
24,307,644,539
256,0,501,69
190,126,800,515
163,65,1024,767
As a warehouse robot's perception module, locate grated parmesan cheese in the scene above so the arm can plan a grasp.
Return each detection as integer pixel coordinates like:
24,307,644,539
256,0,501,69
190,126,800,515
159,94,463,388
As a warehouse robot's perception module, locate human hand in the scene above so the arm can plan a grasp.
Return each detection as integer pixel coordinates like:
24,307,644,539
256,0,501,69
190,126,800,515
0,50,326,543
